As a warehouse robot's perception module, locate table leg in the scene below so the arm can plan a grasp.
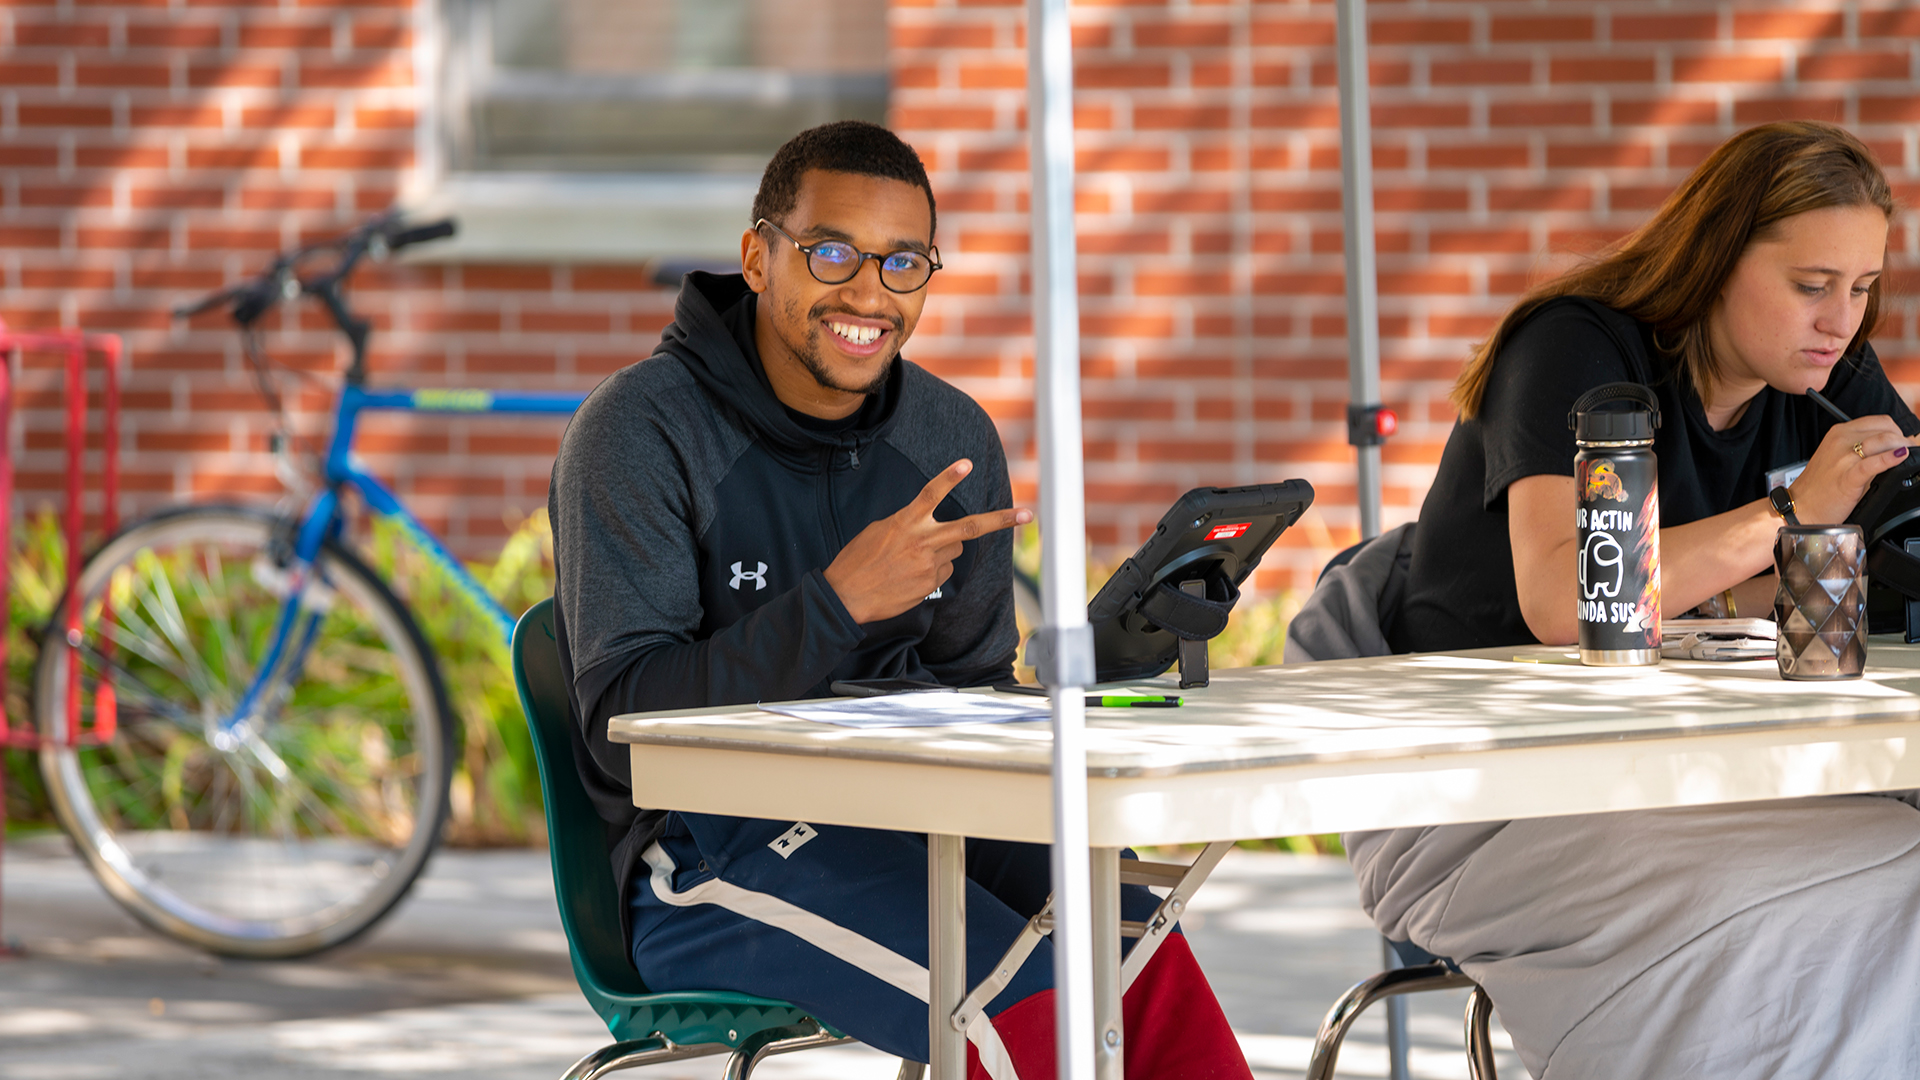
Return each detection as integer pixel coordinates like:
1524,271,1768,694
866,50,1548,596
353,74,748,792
1091,847,1123,1079
929,833,967,1080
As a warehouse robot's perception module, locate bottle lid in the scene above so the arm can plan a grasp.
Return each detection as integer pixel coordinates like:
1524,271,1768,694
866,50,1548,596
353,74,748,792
1569,382,1660,443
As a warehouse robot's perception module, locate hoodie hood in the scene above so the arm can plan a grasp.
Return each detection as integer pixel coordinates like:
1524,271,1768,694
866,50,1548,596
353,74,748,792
654,271,904,466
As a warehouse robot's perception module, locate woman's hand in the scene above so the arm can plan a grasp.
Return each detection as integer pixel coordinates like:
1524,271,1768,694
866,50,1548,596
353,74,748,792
1504,415,1916,644
1513,472,1781,644
1785,417,1917,525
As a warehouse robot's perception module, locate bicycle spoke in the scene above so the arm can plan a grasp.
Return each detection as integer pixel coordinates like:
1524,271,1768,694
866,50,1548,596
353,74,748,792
116,568,229,710
237,723,294,784
97,594,201,681
131,551,196,656
274,703,403,830
230,740,278,834
156,554,247,709
68,634,202,732
185,545,258,697
38,508,451,956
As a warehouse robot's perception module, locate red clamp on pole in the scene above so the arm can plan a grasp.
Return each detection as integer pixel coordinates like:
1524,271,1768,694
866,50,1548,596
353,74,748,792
1346,403,1398,448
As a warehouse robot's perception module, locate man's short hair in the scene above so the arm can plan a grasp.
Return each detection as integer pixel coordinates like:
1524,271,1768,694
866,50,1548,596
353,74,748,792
752,121,937,241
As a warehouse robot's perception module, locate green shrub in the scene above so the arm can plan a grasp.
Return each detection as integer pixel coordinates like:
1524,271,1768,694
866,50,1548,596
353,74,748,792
361,510,555,847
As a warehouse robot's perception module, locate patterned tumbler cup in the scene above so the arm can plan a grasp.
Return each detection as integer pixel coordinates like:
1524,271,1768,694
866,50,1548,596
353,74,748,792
1774,524,1867,680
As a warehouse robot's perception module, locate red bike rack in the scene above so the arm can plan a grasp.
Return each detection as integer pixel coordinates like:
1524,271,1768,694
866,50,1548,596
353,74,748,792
0,318,122,954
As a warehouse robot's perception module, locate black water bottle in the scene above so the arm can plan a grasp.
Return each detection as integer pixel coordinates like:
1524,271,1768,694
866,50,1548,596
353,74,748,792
1569,383,1661,666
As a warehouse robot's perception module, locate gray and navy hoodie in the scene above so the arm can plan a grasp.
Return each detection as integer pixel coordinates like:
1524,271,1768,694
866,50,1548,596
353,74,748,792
549,271,1018,900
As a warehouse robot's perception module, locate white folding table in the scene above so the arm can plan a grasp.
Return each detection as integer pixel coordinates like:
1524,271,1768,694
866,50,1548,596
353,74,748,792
610,643,1920,1078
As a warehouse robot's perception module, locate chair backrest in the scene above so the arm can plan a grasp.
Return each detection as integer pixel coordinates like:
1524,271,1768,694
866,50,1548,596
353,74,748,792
511,598,652,1003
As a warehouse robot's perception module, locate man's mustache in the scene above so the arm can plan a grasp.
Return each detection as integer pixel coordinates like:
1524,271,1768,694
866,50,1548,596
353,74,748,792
808,304,904,334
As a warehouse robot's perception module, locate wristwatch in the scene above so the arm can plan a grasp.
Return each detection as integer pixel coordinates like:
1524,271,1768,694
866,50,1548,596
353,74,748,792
1768,485,1801,527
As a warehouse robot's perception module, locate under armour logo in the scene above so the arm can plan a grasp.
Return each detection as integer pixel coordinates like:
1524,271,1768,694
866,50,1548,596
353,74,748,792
768,822,817,859
729,561,768,590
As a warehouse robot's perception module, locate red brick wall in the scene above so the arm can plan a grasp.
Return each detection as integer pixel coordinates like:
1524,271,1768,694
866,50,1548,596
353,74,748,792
4,0,1918,598
894,0,1920,593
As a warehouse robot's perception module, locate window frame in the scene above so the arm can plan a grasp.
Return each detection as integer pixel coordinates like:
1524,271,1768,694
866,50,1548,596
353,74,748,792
407,0,882,264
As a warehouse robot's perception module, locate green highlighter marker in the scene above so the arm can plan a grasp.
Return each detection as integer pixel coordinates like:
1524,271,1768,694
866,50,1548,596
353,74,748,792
992,685,1184,707
1087,693,1182,708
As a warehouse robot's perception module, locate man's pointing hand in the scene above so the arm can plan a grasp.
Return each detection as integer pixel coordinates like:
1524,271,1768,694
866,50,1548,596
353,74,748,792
824,459,1032,625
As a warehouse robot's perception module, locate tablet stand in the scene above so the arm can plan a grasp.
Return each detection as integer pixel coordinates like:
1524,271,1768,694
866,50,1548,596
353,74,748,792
1177,580,1210,689
1085,481,1313,684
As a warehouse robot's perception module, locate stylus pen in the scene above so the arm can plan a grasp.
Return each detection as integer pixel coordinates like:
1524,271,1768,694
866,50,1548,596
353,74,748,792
1807,389,1853,424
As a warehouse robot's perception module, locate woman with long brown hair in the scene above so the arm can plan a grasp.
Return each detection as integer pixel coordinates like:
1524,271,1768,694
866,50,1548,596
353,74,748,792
1393,119,1914,652
1347,122,1920,1078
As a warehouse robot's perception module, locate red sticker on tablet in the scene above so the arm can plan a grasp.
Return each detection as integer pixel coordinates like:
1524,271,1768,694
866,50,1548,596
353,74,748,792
1205,522,1250,540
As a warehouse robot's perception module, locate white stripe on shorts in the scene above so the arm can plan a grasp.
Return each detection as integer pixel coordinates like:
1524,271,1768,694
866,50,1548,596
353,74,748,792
642,842,1023,1080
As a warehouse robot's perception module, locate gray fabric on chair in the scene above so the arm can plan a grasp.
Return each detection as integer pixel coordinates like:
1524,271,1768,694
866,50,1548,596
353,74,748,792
1284,523,1415,664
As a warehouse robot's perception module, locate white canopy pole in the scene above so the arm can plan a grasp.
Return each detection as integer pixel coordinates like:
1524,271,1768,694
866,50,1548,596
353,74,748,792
1335,15,1416,1077
1335,0,1384,540
1026,0,1096,1075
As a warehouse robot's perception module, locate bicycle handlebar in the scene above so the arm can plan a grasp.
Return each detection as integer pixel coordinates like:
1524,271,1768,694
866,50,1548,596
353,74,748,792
172,214,458,328
386,220,457,251
172,213,458,388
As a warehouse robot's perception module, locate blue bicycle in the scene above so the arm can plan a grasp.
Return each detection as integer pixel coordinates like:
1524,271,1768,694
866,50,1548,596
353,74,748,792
33,215,586,957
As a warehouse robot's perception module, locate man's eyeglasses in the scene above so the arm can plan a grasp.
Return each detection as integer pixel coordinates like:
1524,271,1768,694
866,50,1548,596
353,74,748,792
754,219,942,294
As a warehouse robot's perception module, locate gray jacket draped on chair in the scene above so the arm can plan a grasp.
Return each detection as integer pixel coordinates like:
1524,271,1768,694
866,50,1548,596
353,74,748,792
1283,523,1415,664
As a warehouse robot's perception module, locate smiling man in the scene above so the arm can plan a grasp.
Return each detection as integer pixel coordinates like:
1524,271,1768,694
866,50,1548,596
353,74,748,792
549,122,1252,1080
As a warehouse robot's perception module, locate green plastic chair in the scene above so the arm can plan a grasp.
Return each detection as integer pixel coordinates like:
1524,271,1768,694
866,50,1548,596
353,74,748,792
512,599,922,1080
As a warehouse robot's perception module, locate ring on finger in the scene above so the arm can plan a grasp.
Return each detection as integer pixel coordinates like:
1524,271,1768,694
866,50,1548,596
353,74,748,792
1853,442,1867,459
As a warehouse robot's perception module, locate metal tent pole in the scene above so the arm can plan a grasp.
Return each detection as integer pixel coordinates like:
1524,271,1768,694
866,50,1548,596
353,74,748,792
1027,0,1100,1075
1336,4,1413,1060
1337,2,1410,1068
1335,0,1385,540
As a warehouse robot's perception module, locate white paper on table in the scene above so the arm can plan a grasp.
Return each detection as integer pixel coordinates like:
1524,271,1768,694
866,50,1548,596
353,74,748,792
762,691,1052,728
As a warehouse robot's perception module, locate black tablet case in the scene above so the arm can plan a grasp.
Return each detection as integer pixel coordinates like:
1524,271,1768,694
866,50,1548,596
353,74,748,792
1087,480,1315,682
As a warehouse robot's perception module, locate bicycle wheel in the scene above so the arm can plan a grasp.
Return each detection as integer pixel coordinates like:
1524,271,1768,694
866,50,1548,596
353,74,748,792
34,504,456,958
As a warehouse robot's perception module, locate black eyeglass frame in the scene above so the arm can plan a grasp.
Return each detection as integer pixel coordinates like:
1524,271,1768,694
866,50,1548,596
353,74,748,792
754,218,943,294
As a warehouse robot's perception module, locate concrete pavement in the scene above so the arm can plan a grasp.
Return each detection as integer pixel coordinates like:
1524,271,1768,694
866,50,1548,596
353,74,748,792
0,833,1518,1079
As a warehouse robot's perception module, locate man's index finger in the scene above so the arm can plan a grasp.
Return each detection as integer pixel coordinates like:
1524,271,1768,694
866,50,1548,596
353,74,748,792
911,459,974,516
939,508,1025,543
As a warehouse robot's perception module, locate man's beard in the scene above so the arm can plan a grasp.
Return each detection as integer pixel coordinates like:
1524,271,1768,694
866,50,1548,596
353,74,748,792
798,336,892,396
785,299,903,397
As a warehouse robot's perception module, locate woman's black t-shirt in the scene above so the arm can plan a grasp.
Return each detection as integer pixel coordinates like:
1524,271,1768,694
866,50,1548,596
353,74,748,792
1391,296,1920,653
